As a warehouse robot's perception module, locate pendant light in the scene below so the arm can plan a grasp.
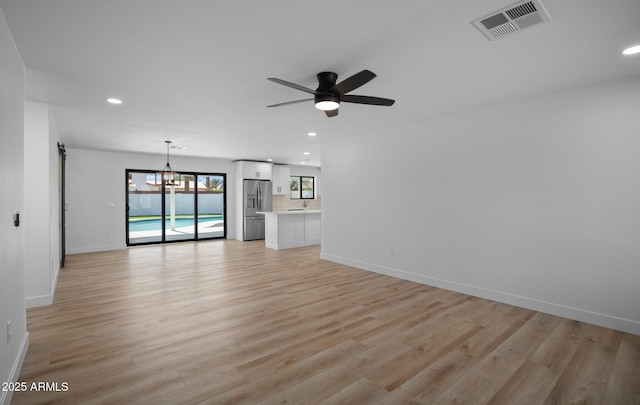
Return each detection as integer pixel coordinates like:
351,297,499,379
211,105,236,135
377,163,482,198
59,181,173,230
162,140,177,186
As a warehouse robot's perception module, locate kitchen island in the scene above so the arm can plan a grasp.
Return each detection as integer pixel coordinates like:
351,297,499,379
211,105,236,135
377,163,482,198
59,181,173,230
258,209,321,250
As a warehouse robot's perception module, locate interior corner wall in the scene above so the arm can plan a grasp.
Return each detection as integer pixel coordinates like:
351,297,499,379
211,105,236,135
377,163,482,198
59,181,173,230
24,101,60,308
0,8,29,405
48,107,61,298
320,75,640,335
65,148,235,254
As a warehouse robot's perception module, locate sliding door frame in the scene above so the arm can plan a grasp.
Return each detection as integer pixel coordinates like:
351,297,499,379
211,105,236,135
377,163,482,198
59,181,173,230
126,169,227,246
58,142,66,267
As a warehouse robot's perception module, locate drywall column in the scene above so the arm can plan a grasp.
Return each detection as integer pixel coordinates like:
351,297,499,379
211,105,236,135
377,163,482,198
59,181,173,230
24,101,60,308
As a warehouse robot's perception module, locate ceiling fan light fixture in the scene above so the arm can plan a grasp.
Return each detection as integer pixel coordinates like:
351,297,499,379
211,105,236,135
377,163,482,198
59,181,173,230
315,100,340,111
314,93,340,111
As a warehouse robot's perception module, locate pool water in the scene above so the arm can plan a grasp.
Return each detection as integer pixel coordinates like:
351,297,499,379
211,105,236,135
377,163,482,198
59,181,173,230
129,216,223,232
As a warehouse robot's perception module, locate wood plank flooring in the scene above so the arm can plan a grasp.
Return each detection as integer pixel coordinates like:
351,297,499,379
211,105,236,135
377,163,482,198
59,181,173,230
12,240,640,404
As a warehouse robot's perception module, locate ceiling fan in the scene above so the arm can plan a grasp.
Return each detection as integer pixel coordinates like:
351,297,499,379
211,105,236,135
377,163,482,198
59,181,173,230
267,70,395,117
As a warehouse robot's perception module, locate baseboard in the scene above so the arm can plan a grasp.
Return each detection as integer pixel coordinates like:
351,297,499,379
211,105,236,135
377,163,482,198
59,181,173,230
26,294,53,308
25,264,60,308
320,252,640,336
0,332,29,405
266,240,320,250
67,244,124,254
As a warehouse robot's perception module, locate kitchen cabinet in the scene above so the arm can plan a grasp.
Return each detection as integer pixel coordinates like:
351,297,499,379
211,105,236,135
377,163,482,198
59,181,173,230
272,165,290,195
262,210,321,250
239,161,272,180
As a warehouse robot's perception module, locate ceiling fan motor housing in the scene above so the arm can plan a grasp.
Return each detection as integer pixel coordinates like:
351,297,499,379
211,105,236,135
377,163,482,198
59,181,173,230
316,72,338,91
314,92,340,105
315,72,340,108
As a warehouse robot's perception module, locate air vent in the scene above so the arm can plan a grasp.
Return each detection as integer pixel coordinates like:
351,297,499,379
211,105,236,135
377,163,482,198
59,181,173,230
472,0,550,41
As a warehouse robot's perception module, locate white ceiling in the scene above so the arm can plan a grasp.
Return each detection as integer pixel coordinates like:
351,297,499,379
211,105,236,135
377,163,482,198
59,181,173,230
2,0,639,167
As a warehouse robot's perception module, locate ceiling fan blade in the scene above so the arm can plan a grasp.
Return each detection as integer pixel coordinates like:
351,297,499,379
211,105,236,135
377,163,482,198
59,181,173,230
342,94,395,106
267,78,316,95
267,98,313,108
332,70,376,95
325,109,339,118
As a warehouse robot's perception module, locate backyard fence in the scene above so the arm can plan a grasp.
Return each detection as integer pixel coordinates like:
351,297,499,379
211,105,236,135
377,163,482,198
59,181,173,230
128,192,224,217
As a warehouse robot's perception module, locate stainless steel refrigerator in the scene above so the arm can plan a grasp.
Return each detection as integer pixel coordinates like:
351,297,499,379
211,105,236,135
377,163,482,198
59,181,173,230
243,179,272,240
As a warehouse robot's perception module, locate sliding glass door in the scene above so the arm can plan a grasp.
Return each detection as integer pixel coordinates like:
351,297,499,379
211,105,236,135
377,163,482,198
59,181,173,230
126,170,226,245
127,171,164,244
165,174,195,242
197,175,225,240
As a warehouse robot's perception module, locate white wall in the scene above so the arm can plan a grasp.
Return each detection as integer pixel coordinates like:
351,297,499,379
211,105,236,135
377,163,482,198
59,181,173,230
0,9,29,405
24,101,60,308
66,148,235,253
321,75,640,335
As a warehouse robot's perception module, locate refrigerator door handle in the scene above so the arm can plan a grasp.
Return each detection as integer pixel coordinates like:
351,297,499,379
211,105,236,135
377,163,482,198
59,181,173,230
257,184,261,210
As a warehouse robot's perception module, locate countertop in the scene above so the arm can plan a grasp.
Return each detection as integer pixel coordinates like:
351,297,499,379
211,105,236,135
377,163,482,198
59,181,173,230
258,209,321,215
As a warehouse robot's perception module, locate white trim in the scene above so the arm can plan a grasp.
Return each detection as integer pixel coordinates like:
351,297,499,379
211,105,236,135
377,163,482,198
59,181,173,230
67,244,124,254
1,332,29,405
266,240,320,250
25,262,59,308
26,294,53,308
320,252,640,336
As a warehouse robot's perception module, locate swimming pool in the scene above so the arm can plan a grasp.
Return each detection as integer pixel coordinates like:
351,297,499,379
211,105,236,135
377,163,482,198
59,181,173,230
129,215,223,232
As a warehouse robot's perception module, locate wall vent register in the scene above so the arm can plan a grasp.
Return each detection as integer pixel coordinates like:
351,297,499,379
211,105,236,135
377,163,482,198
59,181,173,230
472,0,551,41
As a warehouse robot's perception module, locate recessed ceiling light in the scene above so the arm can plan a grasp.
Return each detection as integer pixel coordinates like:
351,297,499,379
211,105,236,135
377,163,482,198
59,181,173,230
107,98,122,104
300,161,306,164
622,45,640,55
267,158,273,162
307,132,317,137
303,152,310,155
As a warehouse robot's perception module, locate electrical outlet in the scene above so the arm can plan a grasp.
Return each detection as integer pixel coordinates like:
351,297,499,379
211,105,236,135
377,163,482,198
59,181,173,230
6,321,11,344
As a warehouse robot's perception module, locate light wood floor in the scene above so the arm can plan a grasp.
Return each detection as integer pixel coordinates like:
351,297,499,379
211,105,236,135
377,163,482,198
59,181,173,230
13,240,640,404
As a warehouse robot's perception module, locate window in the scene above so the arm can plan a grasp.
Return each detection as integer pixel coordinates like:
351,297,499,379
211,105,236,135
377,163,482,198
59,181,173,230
290,176,315,199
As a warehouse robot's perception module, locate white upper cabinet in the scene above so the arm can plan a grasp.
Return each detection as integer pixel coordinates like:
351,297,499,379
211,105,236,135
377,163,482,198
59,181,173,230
239,161,272,180
272,165,290,195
